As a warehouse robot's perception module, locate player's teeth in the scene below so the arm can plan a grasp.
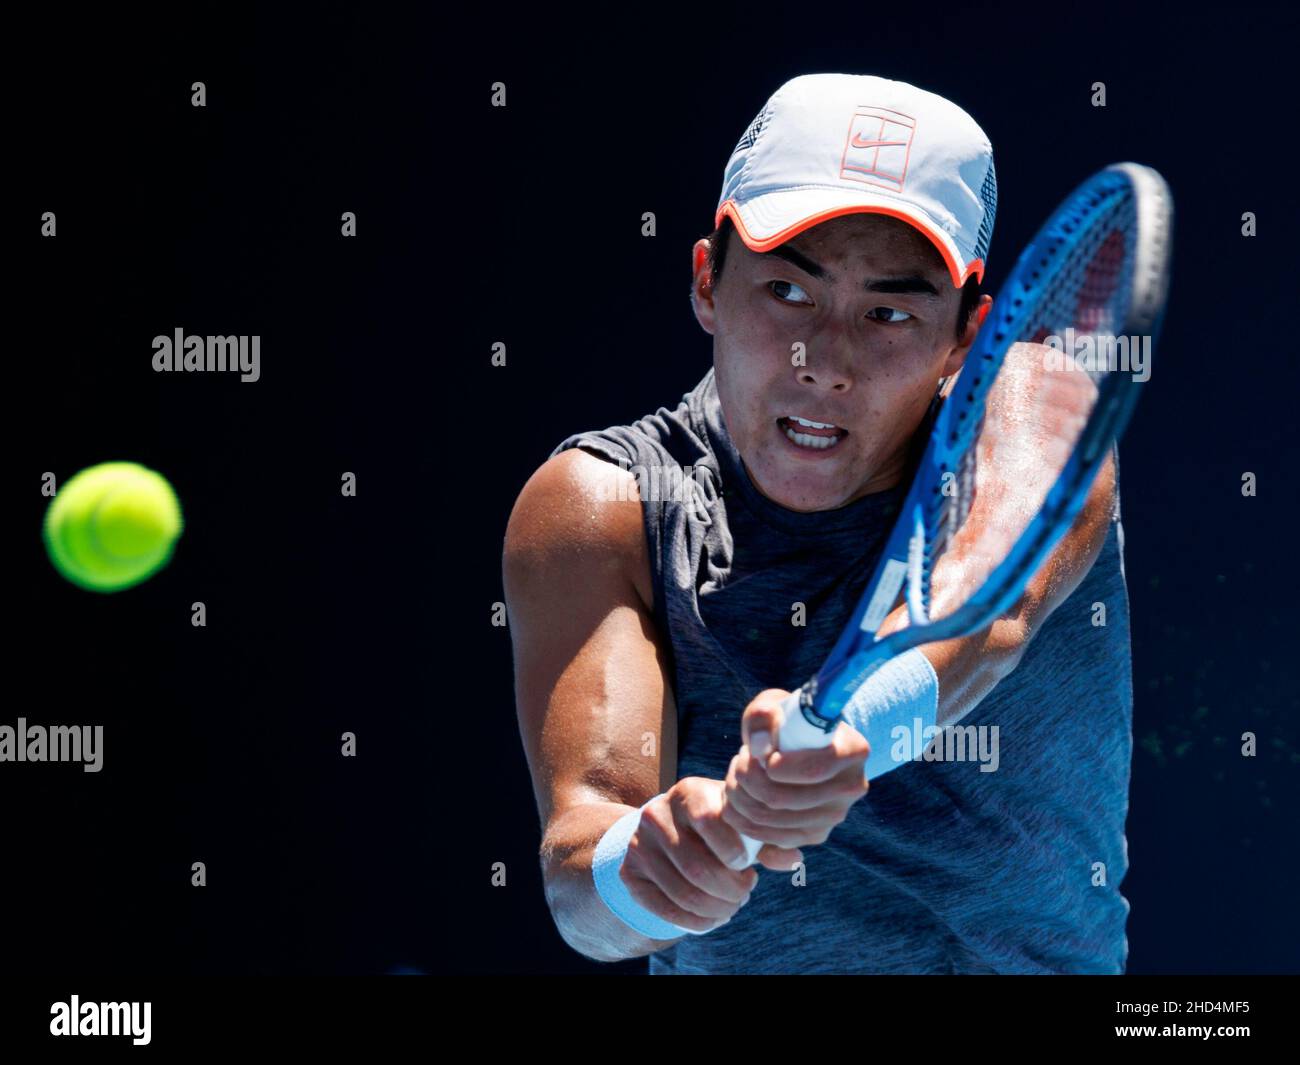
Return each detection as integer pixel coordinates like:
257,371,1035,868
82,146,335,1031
790,415,838,429
784,426,841,449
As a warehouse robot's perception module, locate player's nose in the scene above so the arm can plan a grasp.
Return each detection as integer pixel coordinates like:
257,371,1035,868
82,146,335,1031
794,355,854,394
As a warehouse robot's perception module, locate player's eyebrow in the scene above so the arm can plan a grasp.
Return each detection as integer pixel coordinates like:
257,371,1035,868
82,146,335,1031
762,245,942,299
867,276,942,299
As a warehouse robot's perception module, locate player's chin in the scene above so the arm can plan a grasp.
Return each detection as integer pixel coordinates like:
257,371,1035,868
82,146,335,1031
752,436,858,511
760,477,855,513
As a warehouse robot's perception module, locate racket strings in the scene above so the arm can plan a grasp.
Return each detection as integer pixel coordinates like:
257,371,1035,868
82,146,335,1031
1024,190,1139,366
922,423,982,609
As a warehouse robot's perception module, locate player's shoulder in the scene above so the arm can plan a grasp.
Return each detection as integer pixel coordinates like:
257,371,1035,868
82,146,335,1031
503,448,652,604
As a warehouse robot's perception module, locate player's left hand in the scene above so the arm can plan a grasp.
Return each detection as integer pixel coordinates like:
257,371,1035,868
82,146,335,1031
720,689,871,865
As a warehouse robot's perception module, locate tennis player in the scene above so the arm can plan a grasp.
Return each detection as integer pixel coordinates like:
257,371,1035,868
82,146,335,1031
505,74,1132,974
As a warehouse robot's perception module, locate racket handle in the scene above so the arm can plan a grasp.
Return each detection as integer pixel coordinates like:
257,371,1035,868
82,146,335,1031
736,690,838,867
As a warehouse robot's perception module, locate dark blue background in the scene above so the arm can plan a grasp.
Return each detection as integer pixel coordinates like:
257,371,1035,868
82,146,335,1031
13,3,1297,974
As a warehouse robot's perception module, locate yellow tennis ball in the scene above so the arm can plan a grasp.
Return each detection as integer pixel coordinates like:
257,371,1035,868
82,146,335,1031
43,462,184,593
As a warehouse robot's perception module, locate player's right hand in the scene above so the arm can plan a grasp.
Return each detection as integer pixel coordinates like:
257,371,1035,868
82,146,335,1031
722,688,872,861
619,777,804,934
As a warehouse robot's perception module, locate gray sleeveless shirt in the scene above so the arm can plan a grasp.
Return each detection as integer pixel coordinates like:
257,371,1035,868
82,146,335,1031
553,370,1134,974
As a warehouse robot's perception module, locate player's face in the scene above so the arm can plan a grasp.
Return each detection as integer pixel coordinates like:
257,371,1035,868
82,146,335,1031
694,214,980,513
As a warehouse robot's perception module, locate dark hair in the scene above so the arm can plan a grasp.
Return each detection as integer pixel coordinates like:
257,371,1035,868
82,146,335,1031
703,215,982,340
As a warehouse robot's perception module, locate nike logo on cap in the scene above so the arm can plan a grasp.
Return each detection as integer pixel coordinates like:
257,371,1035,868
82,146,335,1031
851,134,909,149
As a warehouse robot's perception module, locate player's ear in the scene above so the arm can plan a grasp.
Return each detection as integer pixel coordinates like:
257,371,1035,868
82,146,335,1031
940,293,992,378
691,238,718,335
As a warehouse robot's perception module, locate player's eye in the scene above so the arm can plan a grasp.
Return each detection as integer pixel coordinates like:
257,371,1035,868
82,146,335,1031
866,306,913,323
769,279,814,305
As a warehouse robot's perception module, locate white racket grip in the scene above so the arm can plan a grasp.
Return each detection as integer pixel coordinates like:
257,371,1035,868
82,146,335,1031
736,691,837,867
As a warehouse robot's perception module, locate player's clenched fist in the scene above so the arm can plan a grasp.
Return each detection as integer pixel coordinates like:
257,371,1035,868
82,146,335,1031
722,689,871,861
620,777,804,933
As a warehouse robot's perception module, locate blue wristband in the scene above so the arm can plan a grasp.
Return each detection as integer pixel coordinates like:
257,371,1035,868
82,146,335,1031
591,799,701,940
839,647,940,780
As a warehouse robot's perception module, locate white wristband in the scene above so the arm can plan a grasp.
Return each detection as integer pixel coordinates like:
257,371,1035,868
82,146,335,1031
839,647,940,780
591,798,703,940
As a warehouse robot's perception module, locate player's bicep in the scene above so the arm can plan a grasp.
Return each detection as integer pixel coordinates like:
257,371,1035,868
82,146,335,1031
982,342,1116,599
1023,445,1113,617
503,450,677,831
925,345,1117,653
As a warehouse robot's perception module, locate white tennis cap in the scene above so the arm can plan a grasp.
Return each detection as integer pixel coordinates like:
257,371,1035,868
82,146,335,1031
716,73,997,288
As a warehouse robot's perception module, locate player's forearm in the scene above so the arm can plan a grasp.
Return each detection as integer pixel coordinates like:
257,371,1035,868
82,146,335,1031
540,801,682,963
915,622,1027,726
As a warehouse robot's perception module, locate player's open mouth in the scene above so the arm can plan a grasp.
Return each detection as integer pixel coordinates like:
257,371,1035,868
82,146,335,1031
778,415,846,451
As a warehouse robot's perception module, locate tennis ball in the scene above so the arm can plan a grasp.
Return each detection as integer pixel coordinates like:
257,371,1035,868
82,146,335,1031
43,461,183,593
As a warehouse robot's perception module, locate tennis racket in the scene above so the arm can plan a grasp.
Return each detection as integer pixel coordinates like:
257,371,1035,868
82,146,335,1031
737,162,1173,865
